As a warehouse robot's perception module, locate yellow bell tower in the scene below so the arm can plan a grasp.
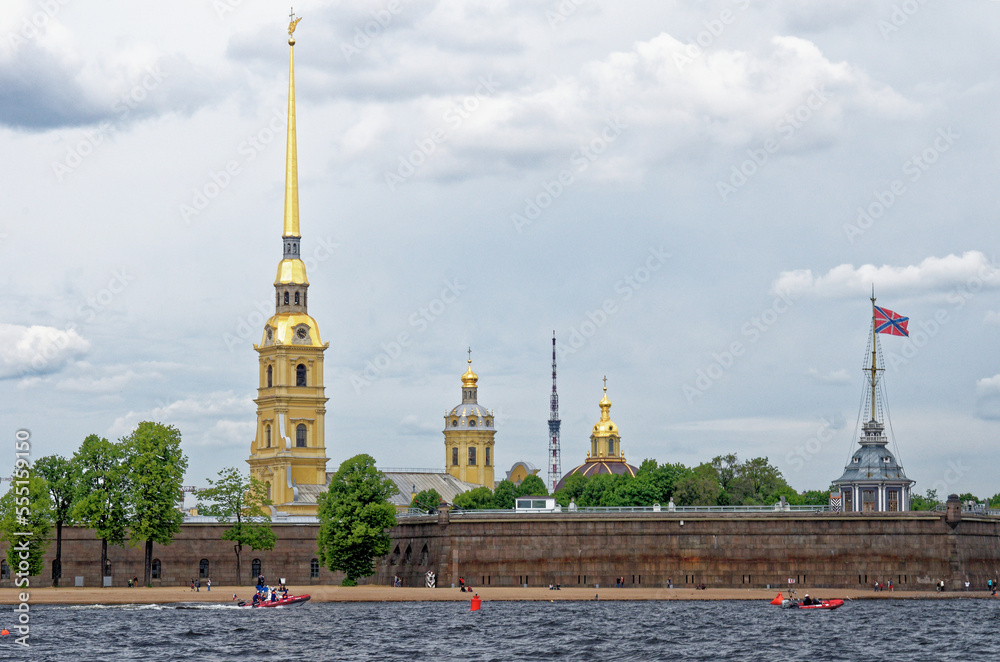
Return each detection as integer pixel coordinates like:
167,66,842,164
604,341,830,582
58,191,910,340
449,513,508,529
444,350,496,488
247,12,329,515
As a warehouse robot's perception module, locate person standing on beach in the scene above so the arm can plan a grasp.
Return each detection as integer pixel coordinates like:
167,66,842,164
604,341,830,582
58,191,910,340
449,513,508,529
207,578,211,592
190,578,195,591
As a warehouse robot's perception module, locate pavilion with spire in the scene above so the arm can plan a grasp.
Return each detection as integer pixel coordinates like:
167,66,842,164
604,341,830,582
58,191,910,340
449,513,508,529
832,291,914,512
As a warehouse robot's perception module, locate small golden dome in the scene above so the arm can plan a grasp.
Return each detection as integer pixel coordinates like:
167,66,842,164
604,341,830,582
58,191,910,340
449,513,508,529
462,358,479,387
592,377,617,436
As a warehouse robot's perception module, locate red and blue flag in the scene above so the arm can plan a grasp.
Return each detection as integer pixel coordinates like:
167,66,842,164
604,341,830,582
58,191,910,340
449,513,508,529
874,305,909,336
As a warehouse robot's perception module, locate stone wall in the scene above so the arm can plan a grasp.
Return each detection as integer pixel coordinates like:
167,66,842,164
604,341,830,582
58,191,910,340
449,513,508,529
3,510,998,590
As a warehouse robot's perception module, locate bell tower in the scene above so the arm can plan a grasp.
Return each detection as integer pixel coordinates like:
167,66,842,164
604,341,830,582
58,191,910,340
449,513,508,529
247,12,329,515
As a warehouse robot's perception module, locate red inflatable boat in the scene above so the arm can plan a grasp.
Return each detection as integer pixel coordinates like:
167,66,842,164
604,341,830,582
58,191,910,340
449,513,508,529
237,594,311,608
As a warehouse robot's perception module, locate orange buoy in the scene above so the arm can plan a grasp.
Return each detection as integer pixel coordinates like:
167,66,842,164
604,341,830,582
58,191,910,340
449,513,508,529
471,594,481,611
1,629,9,636
770,593,783,605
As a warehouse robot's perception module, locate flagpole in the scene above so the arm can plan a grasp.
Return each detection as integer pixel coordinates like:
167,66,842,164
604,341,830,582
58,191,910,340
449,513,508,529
870,286,877,421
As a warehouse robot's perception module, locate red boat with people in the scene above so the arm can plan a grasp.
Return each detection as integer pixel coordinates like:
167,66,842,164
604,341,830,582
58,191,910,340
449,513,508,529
771,592,844,610
237,593,310,608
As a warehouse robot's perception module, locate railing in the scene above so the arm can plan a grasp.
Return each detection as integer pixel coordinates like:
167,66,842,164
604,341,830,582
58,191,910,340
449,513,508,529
448,504,830,515
396,508,431,518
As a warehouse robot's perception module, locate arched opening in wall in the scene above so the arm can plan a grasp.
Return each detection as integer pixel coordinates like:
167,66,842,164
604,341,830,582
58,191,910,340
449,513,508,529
296,363,307,386
104,560,112,577
452,448,458,466
390,545,400,565
1,559,10,579
419,544,429,565
252,559,261,578
468,447,476,466
199,559,209,579
151,559,161,580
265,424,272,448
284,291,289,305
310,559,319,579
402,545,412,565
267,365,273,387
294,292,300,305
608,438,614,455
485,447,491,467
266,482,271,501
296,424,307,448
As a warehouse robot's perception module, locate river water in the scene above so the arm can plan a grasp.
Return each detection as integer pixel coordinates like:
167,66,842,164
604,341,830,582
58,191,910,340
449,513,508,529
4,598,999,661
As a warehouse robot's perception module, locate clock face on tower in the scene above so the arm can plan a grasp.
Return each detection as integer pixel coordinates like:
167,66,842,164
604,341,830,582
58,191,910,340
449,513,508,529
296,328,307,339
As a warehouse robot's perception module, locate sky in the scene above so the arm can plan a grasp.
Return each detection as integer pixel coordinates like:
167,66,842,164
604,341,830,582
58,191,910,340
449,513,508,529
1,0,999,501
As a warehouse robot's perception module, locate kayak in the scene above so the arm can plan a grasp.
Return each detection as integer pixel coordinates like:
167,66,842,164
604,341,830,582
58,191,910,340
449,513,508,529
238,594,311,608
781,598,844,610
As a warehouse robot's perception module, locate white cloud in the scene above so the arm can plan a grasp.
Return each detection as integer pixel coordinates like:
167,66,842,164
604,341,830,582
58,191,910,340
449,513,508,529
770,251,1000,299
0,323,89,379
806,368,851,384
984,311,1000,325
108,391,255,446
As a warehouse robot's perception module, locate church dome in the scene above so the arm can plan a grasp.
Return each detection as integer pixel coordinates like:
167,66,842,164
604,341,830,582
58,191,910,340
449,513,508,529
444,351,494,431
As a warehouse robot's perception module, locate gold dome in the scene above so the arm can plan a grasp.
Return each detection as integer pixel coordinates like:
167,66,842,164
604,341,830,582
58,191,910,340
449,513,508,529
275,258,309,285
462,357,479,387
592,378,617,437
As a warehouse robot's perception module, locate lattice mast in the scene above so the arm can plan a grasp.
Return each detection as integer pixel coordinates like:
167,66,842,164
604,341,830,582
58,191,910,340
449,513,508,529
548,332,562,492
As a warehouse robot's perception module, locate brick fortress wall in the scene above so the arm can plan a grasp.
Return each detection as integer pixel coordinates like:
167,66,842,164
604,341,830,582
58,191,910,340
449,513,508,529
2,509,998,590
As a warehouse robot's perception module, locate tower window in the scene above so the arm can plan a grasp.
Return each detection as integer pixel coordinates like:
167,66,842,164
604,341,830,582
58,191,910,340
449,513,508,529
284,291,289,305
296,364,306,386
485,447,491,467
294,292,300,305
608,439,614,455
468,447,477,466
452,448,458,466
469,419,476,427
296,424,307,448
451,420,457,427
267,365,273,388
265,424,271,448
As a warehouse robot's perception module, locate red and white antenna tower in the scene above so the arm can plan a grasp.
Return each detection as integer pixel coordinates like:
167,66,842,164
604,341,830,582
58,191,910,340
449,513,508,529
548,332,562,492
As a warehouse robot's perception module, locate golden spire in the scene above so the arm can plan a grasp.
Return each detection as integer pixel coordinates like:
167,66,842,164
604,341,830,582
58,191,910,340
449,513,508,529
462,347,479,387
283,8,300,239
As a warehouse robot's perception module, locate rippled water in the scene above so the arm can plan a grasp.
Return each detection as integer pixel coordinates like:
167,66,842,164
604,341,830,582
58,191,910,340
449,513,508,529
5,598,1000,661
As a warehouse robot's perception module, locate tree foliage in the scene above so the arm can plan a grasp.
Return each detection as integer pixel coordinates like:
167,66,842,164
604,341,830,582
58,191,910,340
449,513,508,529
910,489,940,511
198,467,276,585
0,471,52,579
514,474,548,497
492,480,515,510
452,486,495,510
122,422,188,585
410,489,441,513
33,455,79,586
72,434,130,578
317,454,398,585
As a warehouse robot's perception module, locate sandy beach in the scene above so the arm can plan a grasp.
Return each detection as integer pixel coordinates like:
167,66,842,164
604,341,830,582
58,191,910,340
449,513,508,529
2,585,996,605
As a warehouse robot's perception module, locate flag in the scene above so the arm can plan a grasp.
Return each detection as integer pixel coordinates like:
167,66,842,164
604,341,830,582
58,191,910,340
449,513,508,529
874,305,909,336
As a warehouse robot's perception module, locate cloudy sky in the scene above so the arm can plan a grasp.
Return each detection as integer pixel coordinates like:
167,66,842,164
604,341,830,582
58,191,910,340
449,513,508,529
2,0,999,501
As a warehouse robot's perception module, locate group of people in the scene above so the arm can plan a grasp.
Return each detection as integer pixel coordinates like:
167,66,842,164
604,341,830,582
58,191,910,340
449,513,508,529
126,576,139,588
458,577,473,592
614,576,627,588
233,575,288,606
800,594,824,606
872,579,892,592
189,578,211,591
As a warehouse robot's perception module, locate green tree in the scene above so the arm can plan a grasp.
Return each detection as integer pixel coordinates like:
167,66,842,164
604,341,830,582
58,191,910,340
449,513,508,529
0,471,52,580
989,493,1000,508
197,467,276,585
553,473,589,507
514,474,548,497
578,473,621,507
317,454,398,586
72,434,130,582
453,486,494,510
122,422,188,586
673,463,723,506
612,472,660,506
33,455,79,586
410,488,441,513
492,479,515,509
957,492,981,503
910,488,940,511
730,457,789,505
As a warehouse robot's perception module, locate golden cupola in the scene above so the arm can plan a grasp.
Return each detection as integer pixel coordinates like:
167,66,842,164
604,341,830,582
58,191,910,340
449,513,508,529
444,349,496,488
